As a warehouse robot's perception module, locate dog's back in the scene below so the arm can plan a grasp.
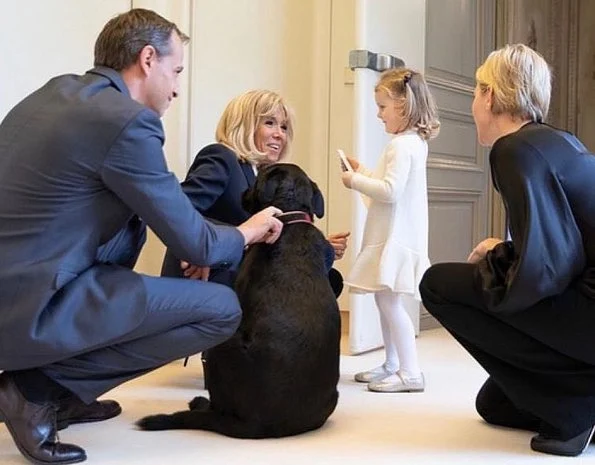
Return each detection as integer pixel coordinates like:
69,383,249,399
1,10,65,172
206,224,340,437
138,164,341,438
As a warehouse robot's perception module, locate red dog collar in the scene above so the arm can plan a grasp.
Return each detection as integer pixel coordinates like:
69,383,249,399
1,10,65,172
275,211,313,225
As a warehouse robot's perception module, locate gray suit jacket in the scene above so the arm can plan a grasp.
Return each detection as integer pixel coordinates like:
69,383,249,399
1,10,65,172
0,67,245,369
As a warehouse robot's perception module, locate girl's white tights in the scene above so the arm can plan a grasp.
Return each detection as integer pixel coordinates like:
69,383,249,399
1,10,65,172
374,289,421,378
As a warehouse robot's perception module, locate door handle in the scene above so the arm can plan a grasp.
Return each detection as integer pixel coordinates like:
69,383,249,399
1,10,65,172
348,49,404,72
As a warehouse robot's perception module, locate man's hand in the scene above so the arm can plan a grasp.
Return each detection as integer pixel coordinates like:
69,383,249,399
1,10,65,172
328,231,350,260
237,206,284,246
180,261,210,280
467,237,503,264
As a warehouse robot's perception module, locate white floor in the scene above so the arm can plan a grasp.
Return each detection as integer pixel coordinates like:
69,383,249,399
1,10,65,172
1,328,593,464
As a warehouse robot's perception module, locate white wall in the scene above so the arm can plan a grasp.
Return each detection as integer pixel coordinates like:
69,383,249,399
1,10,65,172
0,0,130,119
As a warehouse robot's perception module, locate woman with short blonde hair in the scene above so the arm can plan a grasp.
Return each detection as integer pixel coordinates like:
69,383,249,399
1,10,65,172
420,43,595,457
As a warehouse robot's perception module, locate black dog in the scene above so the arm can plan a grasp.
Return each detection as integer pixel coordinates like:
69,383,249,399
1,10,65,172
137,163,341,438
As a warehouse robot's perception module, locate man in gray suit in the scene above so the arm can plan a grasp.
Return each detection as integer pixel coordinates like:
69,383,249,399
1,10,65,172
0,8,283,465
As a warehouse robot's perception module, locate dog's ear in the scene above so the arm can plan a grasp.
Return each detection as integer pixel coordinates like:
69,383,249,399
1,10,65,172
311,180,325,218
242,165,281,213
259,165,282,207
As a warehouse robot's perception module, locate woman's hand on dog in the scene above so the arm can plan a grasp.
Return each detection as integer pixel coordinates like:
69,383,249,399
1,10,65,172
328,232,350,260
238,206,284,245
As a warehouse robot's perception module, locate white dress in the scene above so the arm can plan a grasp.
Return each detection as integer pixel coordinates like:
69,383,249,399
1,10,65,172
344,130,431,301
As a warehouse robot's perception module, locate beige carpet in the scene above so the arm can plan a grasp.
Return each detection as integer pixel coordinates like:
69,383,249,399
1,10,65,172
1,328,592,464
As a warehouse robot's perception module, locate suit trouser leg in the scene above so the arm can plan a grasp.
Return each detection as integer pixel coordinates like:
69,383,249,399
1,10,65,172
420,262,595,440
40,275,241,403
7,218,149,403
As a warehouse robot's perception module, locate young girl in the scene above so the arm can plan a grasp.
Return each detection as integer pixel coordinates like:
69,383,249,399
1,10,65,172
342,68,440,393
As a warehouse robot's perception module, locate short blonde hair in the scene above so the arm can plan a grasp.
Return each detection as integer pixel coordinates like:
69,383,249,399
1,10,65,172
215,90,295,165
374,67,440,140
476,43,551,122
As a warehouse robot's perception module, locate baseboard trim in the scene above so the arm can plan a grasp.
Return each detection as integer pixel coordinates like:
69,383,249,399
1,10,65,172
420,312,441,331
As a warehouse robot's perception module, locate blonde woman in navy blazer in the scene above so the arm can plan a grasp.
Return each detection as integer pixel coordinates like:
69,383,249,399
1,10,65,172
162,90,348,297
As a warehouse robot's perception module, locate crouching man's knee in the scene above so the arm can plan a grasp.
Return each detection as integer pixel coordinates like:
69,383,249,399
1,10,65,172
199,285,242,344
216,287,242,338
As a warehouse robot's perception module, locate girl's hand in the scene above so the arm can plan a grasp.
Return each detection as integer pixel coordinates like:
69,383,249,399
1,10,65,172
341,171,355,188
467,238,503,264
346,156,359,171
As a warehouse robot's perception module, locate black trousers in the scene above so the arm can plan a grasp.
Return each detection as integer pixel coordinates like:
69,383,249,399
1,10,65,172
420,263,595,440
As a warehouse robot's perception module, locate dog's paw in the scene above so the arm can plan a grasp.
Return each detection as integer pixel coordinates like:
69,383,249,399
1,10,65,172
189,396,210,411
136,414,173,431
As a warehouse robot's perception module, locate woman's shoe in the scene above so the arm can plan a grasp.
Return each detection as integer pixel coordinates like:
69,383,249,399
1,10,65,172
354,365,393,383
530,425,595,457
367,371,425,393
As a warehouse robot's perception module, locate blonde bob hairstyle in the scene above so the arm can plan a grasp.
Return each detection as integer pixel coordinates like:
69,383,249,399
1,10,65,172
215,90,295,165
374,67,440,140
476,43,551,123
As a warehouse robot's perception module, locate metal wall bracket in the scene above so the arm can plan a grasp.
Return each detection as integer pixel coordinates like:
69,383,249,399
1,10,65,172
348,49,405,72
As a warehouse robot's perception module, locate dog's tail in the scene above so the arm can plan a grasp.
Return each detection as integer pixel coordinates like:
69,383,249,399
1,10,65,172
137,410,274,438
137,396,325,439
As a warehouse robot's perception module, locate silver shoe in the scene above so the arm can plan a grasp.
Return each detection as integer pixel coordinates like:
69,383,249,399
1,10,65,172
354,365,393,383
368,371,425,393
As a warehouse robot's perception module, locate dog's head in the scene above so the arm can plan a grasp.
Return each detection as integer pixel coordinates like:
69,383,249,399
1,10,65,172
242,163,324,218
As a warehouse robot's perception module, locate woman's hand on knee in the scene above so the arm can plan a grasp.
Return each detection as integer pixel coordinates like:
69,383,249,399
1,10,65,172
467,238,503,264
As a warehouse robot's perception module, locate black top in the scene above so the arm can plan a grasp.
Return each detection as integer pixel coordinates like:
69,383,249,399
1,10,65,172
478,123,595,313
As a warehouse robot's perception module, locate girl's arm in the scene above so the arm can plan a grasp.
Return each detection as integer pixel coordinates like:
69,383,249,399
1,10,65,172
350,141,412,203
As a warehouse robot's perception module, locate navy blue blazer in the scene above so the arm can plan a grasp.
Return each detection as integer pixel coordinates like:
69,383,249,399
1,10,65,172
0,68,245,369
161,144,255,279
182,143,256,226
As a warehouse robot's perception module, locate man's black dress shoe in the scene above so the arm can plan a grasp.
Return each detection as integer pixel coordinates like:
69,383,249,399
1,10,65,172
57,397,122,430
531,425,595,457
0,372,86,465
